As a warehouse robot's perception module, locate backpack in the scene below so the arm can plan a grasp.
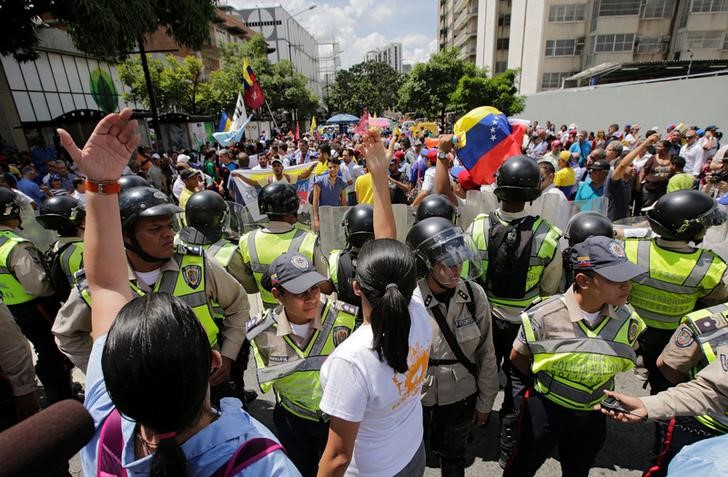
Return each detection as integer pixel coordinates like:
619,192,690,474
485,214,538,298
97,408,285,477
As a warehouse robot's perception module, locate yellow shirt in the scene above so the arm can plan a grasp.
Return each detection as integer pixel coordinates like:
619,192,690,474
313,161,328,176
553,167,575,187
178,187,194,210
354,173,374,205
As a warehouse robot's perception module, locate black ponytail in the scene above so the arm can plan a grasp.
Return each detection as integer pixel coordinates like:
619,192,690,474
355,239,417,374
150,437,188,477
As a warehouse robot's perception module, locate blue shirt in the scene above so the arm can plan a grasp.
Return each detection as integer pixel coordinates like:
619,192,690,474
314,173,347,206
574,180,605,211
81,335,301,477
17,178,45,205
667,434,728,476
569,141,592,167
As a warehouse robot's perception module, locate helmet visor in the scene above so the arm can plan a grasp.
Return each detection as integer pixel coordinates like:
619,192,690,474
416,228,483,282
676,202,728,235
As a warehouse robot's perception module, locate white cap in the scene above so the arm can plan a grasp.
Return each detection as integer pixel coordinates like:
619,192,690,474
151,153,160,160
217,148,228,155
177,154,190,164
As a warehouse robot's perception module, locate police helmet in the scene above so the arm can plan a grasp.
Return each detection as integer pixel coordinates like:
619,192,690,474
119,175,150,191
647,190,726,241
0,188,20,221
415,194,458,223
565,211,614,246
36,196,85,233
119,186,181,229
185,190,226,233
342,204,374,248
258,182,299,218
494,155,542,202
406,217,481,281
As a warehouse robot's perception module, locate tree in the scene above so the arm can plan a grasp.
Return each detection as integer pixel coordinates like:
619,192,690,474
326,60,403,115
397,48,479,123
449,69,525,116
0,0,216,62
118,54,206,114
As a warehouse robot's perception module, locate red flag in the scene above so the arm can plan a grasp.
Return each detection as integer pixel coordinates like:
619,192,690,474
295,121,300,141
243,60,264,110
353,108,370,135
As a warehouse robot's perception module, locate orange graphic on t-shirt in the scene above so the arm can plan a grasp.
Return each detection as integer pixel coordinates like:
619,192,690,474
392,342,430,409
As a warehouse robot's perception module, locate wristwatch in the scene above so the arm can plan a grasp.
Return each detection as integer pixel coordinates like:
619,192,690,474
437,151,448,160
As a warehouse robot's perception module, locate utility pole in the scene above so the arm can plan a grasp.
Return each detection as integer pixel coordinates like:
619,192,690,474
137,36,164,151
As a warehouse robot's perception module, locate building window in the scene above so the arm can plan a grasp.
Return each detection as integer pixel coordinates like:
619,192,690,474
598,0,640,16
641,0,676,17
541,72,572,89
498,14,511,26
545,39,579,56
681,30,725,49
690,0,728,12
495,61,508,73
635,36,667,53
548,4,587,22
590,1,599,31
496,38,510,50
594,33,635,52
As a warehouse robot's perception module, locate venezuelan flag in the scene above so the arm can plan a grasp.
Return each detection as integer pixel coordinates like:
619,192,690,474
453,106,525,185
217,111,229,132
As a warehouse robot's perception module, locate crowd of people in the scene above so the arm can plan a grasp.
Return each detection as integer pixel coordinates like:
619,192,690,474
0,109,727,477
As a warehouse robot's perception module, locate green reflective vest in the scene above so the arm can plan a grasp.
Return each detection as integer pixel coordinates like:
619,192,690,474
625,239,726,330
328,250,341,285
521,297,645,411
469,213,561,315
239,227,317,308
77,251,220,347
683,304,728,434
0,231,35,305
248,300,357,421
56,240,84,287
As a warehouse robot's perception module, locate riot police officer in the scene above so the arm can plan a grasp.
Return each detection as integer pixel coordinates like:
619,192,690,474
0,189,73,403
415,194,458,224
562,211,614,288
407,217,499,477
328,204,373,322
36,195,86,300
239,182,330,310
118,174,150,191
52,187,250,385
624,190,728,395
248,252,357,477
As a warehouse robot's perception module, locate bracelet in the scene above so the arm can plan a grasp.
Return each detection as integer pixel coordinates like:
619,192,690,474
85,179,121,194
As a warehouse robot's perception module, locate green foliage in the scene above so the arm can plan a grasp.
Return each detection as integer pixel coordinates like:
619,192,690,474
397,48,480,121
326,60,403,115
450,69,525,116
118,54,206,113
0,0,216,62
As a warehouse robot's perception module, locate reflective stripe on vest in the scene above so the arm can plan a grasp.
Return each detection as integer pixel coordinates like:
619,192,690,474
522,298,642,410
683,304,728,434
470,213,561,315
77,254,219,347
0,232,35,305
625,239,726,330
251,301,355,421
59,241,84,287
204,240,238,319
240,227,317,307
328,250,341,285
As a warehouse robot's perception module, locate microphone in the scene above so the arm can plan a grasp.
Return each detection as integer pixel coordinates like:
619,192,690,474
0,399,95,477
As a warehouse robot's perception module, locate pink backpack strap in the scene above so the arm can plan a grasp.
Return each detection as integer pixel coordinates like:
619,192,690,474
213,437,285,477
97,408,128,477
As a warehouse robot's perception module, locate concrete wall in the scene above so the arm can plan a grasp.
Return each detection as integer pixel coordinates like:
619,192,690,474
516,73,728,132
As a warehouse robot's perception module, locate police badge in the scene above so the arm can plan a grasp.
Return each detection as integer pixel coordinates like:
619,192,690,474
628,319,640,343
182,265,202,288
332,325,351,347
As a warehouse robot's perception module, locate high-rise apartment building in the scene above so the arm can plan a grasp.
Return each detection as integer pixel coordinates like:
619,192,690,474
365,42,404,72
437,0,728,94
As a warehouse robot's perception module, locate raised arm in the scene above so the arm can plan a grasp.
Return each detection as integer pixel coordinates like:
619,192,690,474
434,134,459,206
360,132,396,239
613,133,659,181
58,108,138,339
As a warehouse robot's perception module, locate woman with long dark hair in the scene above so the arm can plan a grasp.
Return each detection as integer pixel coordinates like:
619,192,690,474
58,108,299,477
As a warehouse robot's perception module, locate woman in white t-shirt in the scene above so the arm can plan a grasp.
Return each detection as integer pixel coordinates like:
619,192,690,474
318,238,433,477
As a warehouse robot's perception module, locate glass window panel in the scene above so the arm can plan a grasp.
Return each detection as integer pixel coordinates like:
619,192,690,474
63,56,82,93
59,93,75,112
29,92,50,121
49,54,70,92
46,92,64,118
599,0,640,15
36,53,56,91
1,56,25,90
12,91,35,122
19,60,42,91
75,58,91,94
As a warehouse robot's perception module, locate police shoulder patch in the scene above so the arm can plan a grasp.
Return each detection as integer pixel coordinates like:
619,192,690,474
674,327,695,348
181,264,202,288
628,319,641,343
332,325,351,347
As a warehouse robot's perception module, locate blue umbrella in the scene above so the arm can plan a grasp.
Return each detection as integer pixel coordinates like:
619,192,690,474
326,114,359,124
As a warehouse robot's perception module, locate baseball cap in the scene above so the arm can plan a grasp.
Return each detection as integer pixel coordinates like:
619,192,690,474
450,165,465,180
217,148,229,155
177,154,190,164
425,149,438,161
394,150,405,161
558,151,571,162
180,169,201,180
589,159,610,171
269,252,327,294
151,153,161,160
570,236,645,282
271,157,283,165
550,140,561,148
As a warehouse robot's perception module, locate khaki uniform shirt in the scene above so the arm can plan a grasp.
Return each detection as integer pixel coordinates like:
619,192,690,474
0,302,35,396
658,323,705,376
466,209,563,324
418,279,499,413
643,342,728,419
0,225,54,298
513,286,640,357
227,248,260,294
52,254,249,372
251,301,324,363
261,221,328,276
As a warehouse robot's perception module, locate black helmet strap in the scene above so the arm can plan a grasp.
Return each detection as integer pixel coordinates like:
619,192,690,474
123,226,169,264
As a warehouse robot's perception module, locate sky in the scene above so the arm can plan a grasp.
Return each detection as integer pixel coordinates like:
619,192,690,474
226,0,438,69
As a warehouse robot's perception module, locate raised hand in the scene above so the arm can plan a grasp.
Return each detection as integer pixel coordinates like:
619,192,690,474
360,129,395,178
57,108,140,181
